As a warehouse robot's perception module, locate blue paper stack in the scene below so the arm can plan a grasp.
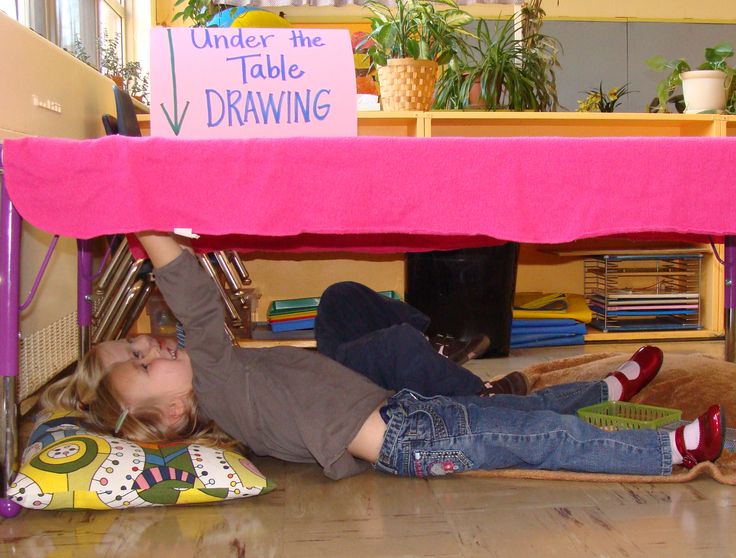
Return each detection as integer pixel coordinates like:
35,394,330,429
511,318,587,348
511,293,591,349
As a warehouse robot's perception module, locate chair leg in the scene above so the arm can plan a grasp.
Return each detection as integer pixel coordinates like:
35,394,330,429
92,259,145,343
197,254,245,327
109,280,155,340
228,251,252,286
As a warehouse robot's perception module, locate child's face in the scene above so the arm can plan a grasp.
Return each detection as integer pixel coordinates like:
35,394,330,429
97,335,177,370
108,350,193,413
98,335,194,411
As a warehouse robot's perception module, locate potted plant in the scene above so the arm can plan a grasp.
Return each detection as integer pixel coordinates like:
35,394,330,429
172,0,219,27
576,83,631,113
358,0,474,111
70,33,150,105
433,11,561,111
121,61,150,104
99,31,124,88
647,43,735,114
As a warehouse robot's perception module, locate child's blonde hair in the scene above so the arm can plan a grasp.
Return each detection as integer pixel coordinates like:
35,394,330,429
39,345,106,413
87,373,238,449
40,344,239,450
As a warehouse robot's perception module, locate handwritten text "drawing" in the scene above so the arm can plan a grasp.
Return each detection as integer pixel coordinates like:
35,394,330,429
206,88,332,126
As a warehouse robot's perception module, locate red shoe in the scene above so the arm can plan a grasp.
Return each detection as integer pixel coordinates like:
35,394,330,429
674,405,726,469
606,345,663,402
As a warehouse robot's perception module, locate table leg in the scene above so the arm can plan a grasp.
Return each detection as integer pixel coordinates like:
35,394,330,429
0,146,23,518
78,239,93,356
725,236,736,362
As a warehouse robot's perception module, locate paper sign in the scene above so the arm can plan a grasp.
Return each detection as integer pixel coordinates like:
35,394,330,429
150,27,357,138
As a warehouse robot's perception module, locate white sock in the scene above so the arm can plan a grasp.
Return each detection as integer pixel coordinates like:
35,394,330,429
616,360,641,381
668,419,702,465
605,360,642,401
604,376,623,401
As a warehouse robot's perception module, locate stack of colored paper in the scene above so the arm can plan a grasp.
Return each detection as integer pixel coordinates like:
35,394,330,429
268,290,401,333
511,293,591,348
267,297,320,333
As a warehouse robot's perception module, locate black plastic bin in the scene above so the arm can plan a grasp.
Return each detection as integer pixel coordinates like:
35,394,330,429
405,243,520,358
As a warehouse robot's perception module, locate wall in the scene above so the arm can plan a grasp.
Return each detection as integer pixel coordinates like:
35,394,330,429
128,0,155,77
548,20,736,112
541,0,735,22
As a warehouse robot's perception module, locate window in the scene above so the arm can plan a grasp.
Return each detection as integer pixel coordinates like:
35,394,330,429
0,1,19,19
57,0,97,56
6,0,131,70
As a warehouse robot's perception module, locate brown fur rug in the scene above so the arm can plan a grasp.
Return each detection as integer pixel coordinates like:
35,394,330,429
464,352,736,484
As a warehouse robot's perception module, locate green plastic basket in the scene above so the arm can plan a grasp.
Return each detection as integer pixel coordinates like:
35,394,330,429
577,401,681,431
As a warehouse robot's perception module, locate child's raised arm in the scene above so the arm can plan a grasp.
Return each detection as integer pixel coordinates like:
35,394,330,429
136,231,189,268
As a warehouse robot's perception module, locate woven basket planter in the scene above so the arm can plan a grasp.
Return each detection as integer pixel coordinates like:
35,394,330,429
377,58,439,111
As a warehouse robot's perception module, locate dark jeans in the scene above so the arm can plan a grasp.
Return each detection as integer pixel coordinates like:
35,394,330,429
375,386,672,477
315,281,485,396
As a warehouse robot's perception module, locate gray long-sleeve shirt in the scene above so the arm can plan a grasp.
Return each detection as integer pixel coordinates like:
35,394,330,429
154,251,392,479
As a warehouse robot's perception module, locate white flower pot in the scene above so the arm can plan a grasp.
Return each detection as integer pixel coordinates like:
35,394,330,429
680,70,727,114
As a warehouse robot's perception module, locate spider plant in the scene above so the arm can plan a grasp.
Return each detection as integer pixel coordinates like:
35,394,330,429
433,14,561,111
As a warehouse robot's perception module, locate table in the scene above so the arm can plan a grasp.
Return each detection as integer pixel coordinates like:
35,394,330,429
3,134,736,516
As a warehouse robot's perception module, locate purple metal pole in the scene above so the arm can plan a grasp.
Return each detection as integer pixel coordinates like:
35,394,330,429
77,239,93,356
724,236,736,362
0,144,23,517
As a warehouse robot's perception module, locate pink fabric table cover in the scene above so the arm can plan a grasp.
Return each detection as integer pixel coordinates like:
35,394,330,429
4,135,736,252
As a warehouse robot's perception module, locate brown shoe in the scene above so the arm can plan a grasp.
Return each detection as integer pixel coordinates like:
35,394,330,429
478,371,530,396
429,334,490,365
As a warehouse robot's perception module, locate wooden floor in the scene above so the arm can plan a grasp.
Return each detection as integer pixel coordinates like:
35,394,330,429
2,341,735,558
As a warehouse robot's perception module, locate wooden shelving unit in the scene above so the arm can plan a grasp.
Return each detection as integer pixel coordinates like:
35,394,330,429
354,111,730,343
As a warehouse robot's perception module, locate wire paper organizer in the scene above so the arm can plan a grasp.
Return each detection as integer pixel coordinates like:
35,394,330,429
584,253,703,332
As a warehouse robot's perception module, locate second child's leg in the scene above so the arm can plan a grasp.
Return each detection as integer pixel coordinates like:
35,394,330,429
335,323,486,396
479,345,664,413
315,281,430,359
315,281,486,396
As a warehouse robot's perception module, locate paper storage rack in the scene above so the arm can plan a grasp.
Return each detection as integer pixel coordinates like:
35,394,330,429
584,253,703,332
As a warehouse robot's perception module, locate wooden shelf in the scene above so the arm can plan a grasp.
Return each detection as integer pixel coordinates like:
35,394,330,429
354,111,727,344
425,111,729,138
549,247,712,257
584,328,721,342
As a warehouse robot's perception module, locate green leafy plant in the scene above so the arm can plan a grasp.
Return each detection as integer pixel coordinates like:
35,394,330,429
433,12,561,111
646,43,736,113
172,0,219,27
99,31,123,78
70,36,93,66
577,83,631,113
121,61,150,104
70,32,150,104
357,0,474,68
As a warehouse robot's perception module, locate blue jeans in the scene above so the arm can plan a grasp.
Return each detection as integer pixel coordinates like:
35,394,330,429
375,383,673,476
315,281,485,396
